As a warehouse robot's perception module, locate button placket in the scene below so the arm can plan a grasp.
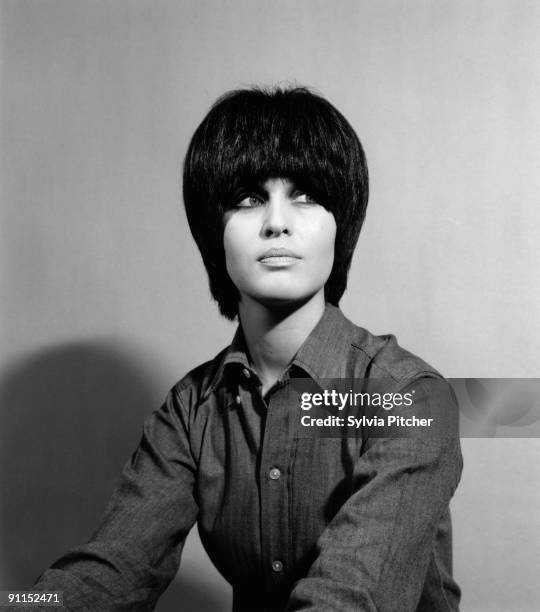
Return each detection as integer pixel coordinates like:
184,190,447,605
258,382,294,589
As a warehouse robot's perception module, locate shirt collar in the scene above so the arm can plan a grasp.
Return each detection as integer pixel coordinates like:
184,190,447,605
291,303,355,382
203,303,356,399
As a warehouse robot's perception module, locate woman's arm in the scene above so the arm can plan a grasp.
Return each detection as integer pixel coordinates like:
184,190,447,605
285,379,463,611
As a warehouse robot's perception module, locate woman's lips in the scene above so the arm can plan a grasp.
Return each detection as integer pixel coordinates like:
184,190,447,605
258,248,301,267
259,255,300,267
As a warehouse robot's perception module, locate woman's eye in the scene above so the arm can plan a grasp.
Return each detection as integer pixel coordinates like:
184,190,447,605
236,195,264,208
293,193,319,205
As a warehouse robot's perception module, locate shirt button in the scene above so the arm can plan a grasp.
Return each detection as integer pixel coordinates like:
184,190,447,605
243,368,251,379
269,467,281,480
271,560,283,573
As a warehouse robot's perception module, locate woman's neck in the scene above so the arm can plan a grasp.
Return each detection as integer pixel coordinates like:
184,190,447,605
238,291,326,395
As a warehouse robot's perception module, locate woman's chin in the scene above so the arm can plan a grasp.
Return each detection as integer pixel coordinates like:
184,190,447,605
247,289,324,312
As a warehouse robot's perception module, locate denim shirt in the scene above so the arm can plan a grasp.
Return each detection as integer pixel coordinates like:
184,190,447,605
34,304,463,611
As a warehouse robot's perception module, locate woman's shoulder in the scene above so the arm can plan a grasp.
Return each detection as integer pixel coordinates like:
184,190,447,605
167,345,231,404
342,312,443,384
359,330,442,381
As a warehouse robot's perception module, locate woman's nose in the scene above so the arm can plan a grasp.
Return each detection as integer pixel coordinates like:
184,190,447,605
261,199,293,238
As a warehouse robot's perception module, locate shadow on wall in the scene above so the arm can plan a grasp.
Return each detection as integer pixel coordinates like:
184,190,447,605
0,342,228,612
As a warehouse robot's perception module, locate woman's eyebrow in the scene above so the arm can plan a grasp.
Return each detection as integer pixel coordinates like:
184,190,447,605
231,180,265,195
254,182,270,195
235,181,270,198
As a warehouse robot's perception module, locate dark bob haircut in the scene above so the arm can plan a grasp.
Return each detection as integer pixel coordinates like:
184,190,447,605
183,85,369,320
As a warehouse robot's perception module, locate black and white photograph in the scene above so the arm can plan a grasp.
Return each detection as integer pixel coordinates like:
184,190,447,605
1,2,539,611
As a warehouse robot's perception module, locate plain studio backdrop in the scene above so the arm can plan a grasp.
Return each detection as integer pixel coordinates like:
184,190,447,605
1,1,539,610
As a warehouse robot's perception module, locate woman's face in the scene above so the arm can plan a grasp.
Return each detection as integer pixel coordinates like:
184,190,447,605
223,177,336,310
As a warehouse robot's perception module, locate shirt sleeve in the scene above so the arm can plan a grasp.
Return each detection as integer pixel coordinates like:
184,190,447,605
32,387,199,611
285,378,463,612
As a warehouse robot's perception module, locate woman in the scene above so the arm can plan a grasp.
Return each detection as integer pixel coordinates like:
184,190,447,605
34,86,462,611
